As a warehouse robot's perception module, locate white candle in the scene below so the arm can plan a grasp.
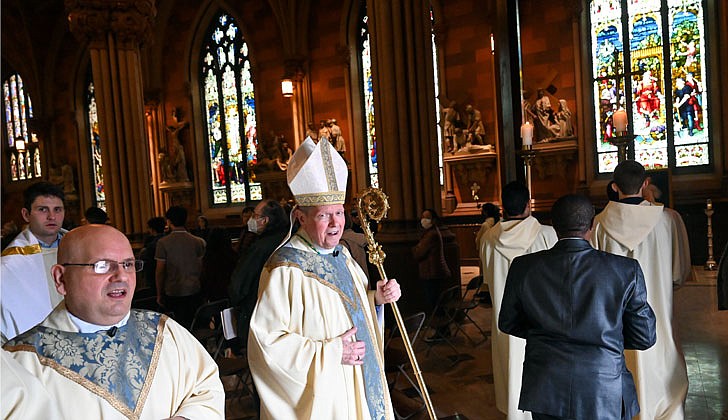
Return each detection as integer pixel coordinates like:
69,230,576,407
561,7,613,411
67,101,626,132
613,109,628,133
521,122,533,146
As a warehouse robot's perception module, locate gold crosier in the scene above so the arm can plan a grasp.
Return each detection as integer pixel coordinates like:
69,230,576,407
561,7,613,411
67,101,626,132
356,188,437,420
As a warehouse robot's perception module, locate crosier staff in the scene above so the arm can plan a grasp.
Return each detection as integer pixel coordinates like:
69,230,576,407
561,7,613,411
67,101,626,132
356,188,437,420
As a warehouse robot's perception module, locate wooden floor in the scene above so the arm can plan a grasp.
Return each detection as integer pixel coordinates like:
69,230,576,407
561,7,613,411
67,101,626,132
225,266,728,420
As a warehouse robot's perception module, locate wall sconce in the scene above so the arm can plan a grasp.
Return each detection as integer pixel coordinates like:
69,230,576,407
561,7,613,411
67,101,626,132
14,137,25,151
281,78,294,97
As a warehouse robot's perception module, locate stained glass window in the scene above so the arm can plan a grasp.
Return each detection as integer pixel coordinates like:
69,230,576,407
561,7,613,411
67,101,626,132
85,82,105,210
200,12,261,205
431,7,444,186
589,0,710,173
359,8,378,188
3,73,40,182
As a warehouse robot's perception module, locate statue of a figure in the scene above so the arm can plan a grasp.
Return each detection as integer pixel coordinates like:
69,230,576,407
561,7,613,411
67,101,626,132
305,122,318,142
253,132,291,172
464,105,490,146
162,108,190,183
441,100,460,153
533,89,561,141
556,99,574,138
328,119,346,156
318,120,330,143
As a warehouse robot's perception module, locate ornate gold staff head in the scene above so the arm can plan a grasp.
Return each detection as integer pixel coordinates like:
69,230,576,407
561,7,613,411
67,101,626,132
355,188,390,271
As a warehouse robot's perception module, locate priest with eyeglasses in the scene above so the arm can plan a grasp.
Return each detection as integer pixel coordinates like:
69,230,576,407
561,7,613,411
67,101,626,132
3,224,225,419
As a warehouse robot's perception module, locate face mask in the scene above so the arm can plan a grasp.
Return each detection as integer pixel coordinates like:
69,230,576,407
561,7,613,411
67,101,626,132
247,216,259,234
421,218,433,229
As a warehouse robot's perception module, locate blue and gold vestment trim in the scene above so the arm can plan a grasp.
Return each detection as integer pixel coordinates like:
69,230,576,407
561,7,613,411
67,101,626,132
5,310,166,420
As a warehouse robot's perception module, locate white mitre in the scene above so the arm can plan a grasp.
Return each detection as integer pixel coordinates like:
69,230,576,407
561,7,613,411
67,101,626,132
287,137,348,206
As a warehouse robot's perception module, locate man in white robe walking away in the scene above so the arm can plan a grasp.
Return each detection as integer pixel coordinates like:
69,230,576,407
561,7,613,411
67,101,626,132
592,160,689,420
3,225,225,419
480,181,557,420
248,137,401,419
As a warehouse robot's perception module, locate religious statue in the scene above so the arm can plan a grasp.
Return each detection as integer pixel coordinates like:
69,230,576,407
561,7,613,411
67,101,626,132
464,104,490,146
441,99,461,153
556,99,574,138
318,120,330,143
532,89,561,141
305,122,318,142
253,132,293,173
162,108,190,183
17,152,26,180
328,119,346,157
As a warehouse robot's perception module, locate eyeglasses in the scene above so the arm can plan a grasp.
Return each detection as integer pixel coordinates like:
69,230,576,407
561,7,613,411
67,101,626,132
62,259,144,274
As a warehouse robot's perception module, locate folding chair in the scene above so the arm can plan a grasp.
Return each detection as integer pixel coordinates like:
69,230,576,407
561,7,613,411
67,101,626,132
423,285,463,362
448,276,490,345
385,312,427,420
190,298,230,358
215,306,258,410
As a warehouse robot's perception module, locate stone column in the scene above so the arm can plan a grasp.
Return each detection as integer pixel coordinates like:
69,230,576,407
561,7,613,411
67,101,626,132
66,0,156,237
366,0,451,313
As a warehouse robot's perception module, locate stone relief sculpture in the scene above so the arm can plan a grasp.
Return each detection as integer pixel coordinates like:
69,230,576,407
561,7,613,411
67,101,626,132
556,99,574,138
440,100,494,155
254,132,293,172
522,89,576,142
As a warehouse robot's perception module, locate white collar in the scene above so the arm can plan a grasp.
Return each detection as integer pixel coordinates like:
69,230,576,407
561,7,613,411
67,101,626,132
68,311,130,333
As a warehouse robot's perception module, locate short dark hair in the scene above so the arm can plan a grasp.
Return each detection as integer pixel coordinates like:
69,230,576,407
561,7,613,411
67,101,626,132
84,207,108,224
613,160,646,195
24,182,65,211
147,216,166,233
259,199,289,232
481,202,501,220
501,181,530,217
551,194,595,237
165,206,188,227
606,180,620,202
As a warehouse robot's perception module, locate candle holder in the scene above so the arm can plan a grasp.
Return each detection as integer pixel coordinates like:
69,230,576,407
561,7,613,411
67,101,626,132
704,199,717,270
517,145,538,211
608,132,634,163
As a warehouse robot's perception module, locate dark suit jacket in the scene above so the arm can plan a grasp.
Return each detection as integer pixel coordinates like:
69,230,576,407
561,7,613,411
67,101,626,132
499,238,656,420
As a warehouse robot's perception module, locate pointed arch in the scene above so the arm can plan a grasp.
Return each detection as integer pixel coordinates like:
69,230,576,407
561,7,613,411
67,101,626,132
190,7,262,207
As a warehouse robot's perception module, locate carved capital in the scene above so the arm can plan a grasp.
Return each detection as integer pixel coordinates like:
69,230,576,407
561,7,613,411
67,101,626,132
66,0,157,49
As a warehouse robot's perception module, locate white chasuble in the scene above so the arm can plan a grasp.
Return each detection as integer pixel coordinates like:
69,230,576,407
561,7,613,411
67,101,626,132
592,201,688,420
1,228,64,342
481,216,557,420
248,234,393,420
4,304,224,419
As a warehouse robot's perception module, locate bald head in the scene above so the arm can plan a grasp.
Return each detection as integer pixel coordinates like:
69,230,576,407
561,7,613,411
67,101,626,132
53,225,136,326
58,224,132,264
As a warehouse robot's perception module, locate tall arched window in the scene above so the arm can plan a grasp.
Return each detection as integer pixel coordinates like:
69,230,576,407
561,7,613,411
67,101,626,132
431,6,444,186
200,12,261,205
3,73,41,182
358,5,378,188
85,81,105,210
590,0,711,173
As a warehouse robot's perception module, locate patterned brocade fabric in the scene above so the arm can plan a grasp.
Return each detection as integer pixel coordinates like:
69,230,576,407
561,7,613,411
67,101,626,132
5,310,164,418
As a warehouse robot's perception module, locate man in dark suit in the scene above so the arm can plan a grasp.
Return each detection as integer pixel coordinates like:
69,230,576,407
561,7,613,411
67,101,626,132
499,194,657,420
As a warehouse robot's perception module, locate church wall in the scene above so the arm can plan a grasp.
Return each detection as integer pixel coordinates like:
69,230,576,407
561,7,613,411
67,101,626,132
519,0,579,207
436,0,497,145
